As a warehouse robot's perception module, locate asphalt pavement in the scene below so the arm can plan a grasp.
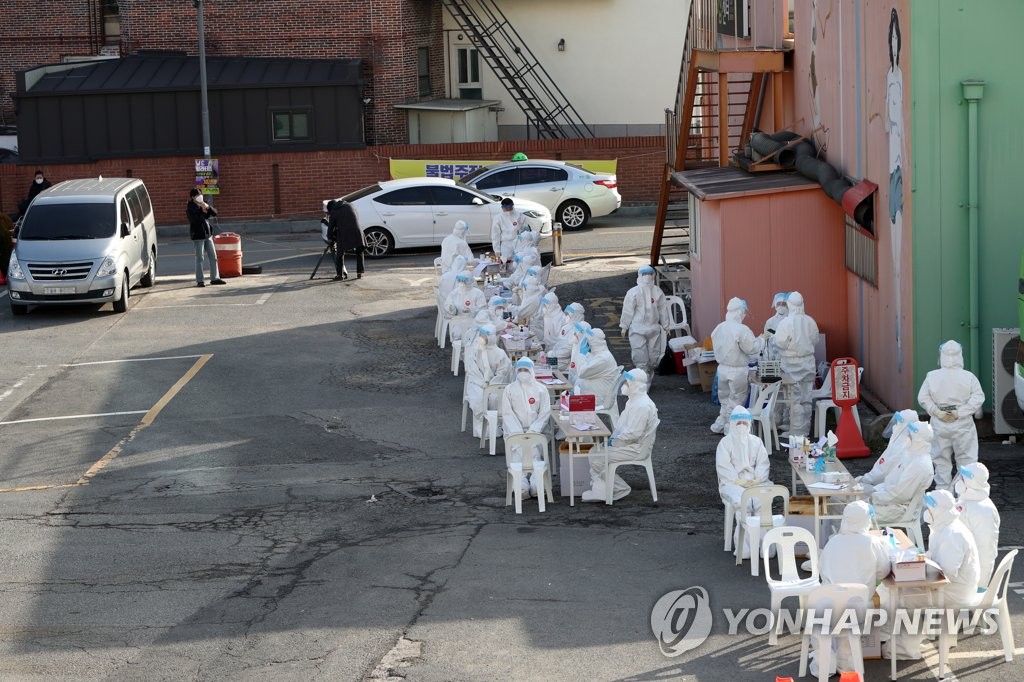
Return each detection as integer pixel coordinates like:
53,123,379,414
0,215,1022,681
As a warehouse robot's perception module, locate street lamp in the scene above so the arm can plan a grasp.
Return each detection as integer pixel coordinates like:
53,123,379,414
194,0,211,158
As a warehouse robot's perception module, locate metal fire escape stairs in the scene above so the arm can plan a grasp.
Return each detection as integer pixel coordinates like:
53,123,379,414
441,0,594,139
650,0,789,267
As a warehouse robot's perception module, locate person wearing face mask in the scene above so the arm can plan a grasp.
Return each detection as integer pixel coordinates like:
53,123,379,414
462,309,494,354
327,199,367,281
444,272,486,342
811,500,892,678
19,170,53,217
869,421,935,525
186,188,226,287
857,409,920,495
512,229,541,264
506,251,540,292
917,340,985,490
487,295,514,332
501,358,552,498
553,302,585,370
466,324,513,439
710,297,765,434
714,406,771,556
567,320,592,385
764,292,788,335
437,255,468,313
581,369,660,503
492,198,526,262
955,463,1000,589
440,220,475,271
573,329,620,409
541,289,566,350
619,265,670,378
883,489,980,661
515,274,546,327
772,291,820,437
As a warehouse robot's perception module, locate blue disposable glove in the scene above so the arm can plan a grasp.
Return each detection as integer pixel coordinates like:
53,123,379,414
606,437,614,446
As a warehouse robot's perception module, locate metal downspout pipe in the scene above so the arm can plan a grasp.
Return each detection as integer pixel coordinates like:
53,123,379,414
962,80,985,373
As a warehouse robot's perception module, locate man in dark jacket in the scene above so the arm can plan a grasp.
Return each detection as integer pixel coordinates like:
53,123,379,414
187,188,226,287
18,170,52,216
327,200,366,280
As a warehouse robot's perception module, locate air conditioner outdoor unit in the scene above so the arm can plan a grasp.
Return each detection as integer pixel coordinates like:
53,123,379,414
992,328,1024,434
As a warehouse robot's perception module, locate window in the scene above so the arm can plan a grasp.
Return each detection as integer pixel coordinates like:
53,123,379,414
133,185,152,218
518,166,567,186
688,192,700,260
431,186,480,206
845,215,878,285
456,47,481,99
119,198,133,230
272,109,312,142
375,187,433,206
418,47,431,97
125,188,144,227
474,168,519,191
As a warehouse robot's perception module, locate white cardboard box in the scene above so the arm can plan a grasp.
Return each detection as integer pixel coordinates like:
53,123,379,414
558,449,594,497
893,558,926,582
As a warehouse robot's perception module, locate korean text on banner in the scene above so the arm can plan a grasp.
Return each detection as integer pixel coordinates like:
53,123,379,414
194,158,220,195
389,159,618,181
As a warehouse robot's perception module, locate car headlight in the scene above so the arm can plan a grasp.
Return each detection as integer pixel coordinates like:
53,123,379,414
97,256,117,277
522,210,543,218
8,254,25,280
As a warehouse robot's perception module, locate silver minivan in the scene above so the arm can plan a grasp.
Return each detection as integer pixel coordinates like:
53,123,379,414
7,177,158,315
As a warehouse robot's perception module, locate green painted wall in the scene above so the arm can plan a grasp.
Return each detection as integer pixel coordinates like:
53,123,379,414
911,0,1024,409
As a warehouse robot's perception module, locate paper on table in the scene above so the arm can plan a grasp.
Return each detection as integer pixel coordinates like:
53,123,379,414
570,422,597,431
541,378,566,385
472,262,489,277
807,482,846,490
501,333,514,339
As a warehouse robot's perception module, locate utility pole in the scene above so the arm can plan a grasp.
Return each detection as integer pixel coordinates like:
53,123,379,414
194,0,211,159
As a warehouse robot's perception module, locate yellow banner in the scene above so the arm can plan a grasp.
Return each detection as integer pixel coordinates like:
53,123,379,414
389,159,617,181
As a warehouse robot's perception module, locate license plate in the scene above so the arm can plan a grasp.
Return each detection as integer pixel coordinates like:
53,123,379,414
44,287,76,295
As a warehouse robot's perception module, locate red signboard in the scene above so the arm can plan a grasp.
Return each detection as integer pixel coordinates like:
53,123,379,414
829,358,869,458
568,394,596,412
831,358,860,406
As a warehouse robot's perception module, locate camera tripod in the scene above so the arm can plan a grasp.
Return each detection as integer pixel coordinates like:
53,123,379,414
309,242,335,280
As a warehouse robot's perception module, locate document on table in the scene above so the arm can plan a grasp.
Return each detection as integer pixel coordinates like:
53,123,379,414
473,262,489,277
807,482,846,491
569,422,597,431
541,378,565,385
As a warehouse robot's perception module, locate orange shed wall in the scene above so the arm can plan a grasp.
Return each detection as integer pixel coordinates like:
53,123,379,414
690,188,849,358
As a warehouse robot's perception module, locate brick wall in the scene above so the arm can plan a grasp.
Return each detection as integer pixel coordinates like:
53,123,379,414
3,0,445,145
0,137,666,224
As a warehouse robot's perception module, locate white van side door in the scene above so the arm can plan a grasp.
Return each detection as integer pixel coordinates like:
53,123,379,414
118,197,142,281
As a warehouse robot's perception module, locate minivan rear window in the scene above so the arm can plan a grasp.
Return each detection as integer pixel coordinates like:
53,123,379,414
18,203,116,240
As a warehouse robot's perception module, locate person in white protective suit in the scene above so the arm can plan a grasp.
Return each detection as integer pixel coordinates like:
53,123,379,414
572,328,620,408
917,340,985,490
553,303,585,370
501,357,552,498
567,320,592,385
486,296,514,332
466,324,512,439
810,501,892,678
710,297,764,434
955,462,1000,589
515,274,546,328
714,406,772,556
857,409,920,495
444,272,486,341
581,369,660,502
541,289,566,349
772,291,820,437
883,489,980,661
763,292,788,334
512,229,541,263
506,252,540,292
461,309,494,355
491,197,526,261
440,220,476,271
437,255,468,313
619,265,670,377
870,421,935,525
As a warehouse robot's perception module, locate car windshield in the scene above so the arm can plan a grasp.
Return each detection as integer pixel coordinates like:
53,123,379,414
18,203,115,240
454,181,496,203
456,166,495,184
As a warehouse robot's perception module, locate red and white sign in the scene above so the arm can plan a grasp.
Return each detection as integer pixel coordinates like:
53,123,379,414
568,394,596,412
830,358,860,406
829,358,870,459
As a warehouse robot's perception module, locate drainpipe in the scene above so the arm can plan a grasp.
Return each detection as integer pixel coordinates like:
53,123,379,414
961,80,985,373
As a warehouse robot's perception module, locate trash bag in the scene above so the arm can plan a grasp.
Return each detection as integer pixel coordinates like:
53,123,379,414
711,370,720,406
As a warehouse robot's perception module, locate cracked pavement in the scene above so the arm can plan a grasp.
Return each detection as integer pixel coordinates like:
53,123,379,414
1,220,1022,681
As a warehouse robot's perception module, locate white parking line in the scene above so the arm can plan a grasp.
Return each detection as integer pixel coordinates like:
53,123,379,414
62,355,204,367
0,290,8,299
0,410,149,426
0,373,35,404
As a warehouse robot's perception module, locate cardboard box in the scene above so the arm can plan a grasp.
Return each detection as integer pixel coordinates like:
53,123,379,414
893,556,926,582
698,359,718,393
558,443,594,497
863,592,883,659
785,496,824,552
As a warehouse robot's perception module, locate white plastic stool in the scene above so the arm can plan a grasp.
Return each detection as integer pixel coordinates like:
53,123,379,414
451,339,463,376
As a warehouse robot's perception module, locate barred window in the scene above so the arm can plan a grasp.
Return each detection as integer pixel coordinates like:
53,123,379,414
845,215,877,285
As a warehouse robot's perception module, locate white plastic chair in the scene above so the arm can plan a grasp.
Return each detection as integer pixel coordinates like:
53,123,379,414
734,484,788,576
605,417,661,505
450,338,463,376
797,583,869,682
665,295,692,338
812,367,864,438
504,432,554,513
460,373,471,433
883,491,927,550
748,382,782,454
595,365,624,429
481,383,507,455
724,498,737,552
943,549,1018,663
433,256,443,276
762,525,821,645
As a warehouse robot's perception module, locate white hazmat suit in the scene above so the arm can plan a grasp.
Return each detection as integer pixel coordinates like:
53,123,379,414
619,265,669,377
715,406,772,555
917,340,985,489
541,290,566,350
858,409,920,495
437,255,468,313
501,358,552,497
515,274,545,326
955,462,1000,589
870,421,935,525
444,273,486,341
772,291,820,437
573,329,621,407
884,489,980,660
581,369,660,502
710,297,764,433
440,220,474,271
491,203,526,261
553,303,585,368
763,292,788,334
811,501,892,677
466,325,512,438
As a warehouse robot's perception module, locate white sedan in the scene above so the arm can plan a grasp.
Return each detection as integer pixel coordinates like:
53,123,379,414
459,159,621,229
325,178,552,257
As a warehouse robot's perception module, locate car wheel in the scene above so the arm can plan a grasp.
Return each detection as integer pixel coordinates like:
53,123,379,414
556,200,590,229
141,250,156,288
140,248,155,284
364,227,394,258
113,271,129,313
10,301,27,316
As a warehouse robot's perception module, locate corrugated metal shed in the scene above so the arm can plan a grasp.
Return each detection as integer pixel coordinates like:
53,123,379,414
673,167,820,201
